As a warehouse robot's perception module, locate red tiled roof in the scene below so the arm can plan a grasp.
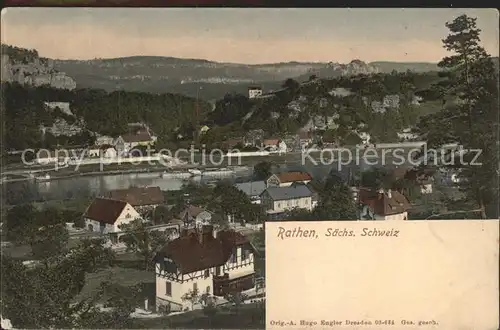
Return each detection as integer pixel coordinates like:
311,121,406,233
106,186,164,206
263,139,280,146
358,188,411,216
156,227,250,274
276,171,312,183
83,198,128,224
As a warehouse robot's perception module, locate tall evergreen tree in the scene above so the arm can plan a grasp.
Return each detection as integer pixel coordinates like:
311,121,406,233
416,15,499,218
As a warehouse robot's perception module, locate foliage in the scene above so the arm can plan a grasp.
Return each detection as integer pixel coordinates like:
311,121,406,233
118,219,170,271
253,161,273,180
209,181,265,225
5,204,69,260
360,167,392,190
181,287,200,310
224,291,249,314
415,14,499,218
312,171,358,220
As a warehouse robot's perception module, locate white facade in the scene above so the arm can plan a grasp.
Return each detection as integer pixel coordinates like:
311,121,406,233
156,242,255,312
261,193,313,214
84,203,142,234
359,205,408,221
95,135,115,146
248,87,263,99
277,141,287,154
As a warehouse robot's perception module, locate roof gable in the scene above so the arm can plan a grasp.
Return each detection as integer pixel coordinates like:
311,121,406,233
156,228,250,274
275,171,313,183
359,189,411,216
83,198,128,224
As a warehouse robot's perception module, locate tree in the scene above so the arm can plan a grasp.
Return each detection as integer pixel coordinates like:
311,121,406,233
118,219,169,271
200,293,218,325
313,171,358,220
253,161,273,180
69,238,116,273
4,203,37,243
360,167,392,190
224,290,249,314
181,287,200,311
416,15,499,218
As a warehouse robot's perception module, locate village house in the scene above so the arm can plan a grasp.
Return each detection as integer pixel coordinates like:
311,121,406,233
95,134,115,146
105,186,165,215
114,130,155,156
234,180,267,204
262,138,287,153
178,205,212,229
392,166,435,195
199,125,210,135
260,185,314,219
154,225,256,312
266,171,313,188
291,181,319,208
397,128,420,142
298,130,314,148
222,137,245,151
248,86,263,99
358,188,411,221
86,144,117,158
82,197,143,241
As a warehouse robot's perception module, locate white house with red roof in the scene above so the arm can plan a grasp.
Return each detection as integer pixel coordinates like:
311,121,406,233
154,225,256,312
82,197,142,235
266,171,313,188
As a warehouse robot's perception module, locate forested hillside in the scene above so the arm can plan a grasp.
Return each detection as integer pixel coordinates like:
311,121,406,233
2,83,211,151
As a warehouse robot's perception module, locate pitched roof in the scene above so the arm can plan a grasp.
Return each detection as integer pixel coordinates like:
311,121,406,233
178,205,207,219
83,198,128,224
262,185,313,201
156,227,250,274
358,188,411,216
275,171,313,183
106,186,164,206
235,181,267,197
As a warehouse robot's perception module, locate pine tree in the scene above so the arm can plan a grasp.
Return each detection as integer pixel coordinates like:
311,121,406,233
417,15,499,218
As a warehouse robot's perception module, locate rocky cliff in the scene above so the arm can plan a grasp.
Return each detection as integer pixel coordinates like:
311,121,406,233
1,45,76,90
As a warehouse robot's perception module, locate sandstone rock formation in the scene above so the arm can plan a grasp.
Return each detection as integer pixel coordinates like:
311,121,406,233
1,46,76,90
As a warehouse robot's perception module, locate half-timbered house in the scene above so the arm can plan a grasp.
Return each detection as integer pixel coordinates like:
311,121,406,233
154,225,256,312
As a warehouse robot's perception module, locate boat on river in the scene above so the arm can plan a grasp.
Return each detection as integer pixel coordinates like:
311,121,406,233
34,173,51,182
202,167,235,177
160,170,192,179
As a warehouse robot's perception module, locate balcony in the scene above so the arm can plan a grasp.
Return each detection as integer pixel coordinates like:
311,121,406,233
212,272,255,297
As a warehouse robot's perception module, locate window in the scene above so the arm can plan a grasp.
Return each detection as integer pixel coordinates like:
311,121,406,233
216,266,221,276
193,283,198,292
277,203,281,208
206,286,210,294
204,269,210,278
126,213,131,219
166,282,172,296
230,249,237,263
242,248,248,261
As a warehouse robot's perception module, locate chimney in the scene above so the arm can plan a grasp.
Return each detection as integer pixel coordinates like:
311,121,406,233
200,225,214,244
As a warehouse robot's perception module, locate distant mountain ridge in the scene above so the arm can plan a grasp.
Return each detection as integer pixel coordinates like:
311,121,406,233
51,55,446,99
3,43,497,100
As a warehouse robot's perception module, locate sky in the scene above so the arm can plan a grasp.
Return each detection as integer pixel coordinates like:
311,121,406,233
1,8,498,64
